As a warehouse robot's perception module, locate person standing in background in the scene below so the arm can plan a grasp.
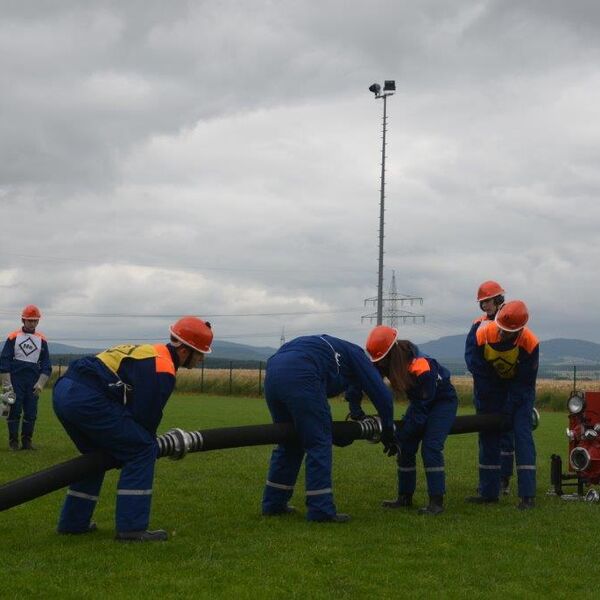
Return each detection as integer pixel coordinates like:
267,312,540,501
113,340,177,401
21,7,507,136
465,280,515,495
465,301,539,509
0,305,51,450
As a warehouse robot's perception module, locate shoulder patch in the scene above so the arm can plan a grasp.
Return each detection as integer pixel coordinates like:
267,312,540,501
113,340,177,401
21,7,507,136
154,344,176,376
518,328,539,354
409,357,430,376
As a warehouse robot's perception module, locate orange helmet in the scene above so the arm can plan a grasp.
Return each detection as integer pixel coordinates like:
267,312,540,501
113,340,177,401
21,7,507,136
21,305,41,320
169,316,213,353
496,300,529,332
477,280,505,302
365,325,398,362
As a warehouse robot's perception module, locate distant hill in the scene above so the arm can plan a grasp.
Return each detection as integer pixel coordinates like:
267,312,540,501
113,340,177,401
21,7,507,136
49,340,278,363
417,335,466,360
538,338,600,364
48,336,600,369
417,335,600,368
49,342,104,356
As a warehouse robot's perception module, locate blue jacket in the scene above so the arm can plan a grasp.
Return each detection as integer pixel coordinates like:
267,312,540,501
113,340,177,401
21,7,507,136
398,353,455,442
274,335,394,428
0,328,52,379
60,343,177,434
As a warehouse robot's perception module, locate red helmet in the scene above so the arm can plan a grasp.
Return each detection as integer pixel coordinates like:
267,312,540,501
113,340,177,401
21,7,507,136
365,325,398,362
477,280,505,302
496,300,529,332
21,305,41,320
169,316,213,353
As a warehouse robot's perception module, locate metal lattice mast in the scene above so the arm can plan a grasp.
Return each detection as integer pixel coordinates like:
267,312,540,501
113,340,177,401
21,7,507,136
363,80,395,325
361,80,425,328
363,270,425,326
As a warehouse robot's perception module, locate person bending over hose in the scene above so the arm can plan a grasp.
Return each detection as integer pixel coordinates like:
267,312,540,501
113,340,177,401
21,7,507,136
261,334,397,522
52,316,213,542
363,326,458,515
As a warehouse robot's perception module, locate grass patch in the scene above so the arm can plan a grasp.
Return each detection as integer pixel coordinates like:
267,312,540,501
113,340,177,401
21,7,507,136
0,390,596,598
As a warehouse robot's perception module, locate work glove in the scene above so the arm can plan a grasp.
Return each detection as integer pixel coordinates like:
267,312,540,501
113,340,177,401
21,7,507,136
380,425,399,457
33,373,49,397
1,384,15,418
2,383,15,404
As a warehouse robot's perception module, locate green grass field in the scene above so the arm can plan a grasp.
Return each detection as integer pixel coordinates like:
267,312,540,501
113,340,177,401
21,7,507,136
0,392,594,599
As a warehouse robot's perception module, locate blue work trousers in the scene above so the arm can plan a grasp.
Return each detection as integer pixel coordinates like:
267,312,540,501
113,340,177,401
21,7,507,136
261,352,336,521
478,389,536,498
500,432,515,479
53,378,158,533
397,396,458,497
474,384,514,479
7,371,38,439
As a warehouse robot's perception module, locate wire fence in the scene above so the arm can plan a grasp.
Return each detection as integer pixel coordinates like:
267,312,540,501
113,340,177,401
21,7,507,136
51,355,600,402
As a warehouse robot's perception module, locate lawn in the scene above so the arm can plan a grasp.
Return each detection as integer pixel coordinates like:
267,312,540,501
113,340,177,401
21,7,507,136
0,391,594,599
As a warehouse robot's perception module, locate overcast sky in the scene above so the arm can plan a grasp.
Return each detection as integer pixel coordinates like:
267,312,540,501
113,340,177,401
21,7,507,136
1,0,599,350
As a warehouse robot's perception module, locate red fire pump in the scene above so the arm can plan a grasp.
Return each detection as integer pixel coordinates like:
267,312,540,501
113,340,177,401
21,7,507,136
551,391,600,499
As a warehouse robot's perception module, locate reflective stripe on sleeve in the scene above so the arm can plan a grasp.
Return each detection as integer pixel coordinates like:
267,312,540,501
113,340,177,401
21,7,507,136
398,467,417,472
117,489,153,496
266,480,294,490
424,467,445,473
516,465,536,471
479,464,501,470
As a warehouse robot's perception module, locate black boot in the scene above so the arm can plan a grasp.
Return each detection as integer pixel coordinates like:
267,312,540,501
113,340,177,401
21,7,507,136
517,497,535,510
501,476,511,495
21,436,36,450
418,495,444,515
382,494,413,508
9,436,19,451
115,529,168,542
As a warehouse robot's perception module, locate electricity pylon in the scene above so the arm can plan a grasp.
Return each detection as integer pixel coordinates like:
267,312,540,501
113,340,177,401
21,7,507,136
362,271,425,327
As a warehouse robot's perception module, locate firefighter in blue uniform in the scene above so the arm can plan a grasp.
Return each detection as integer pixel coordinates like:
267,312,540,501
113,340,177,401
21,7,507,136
0,305,51,450
261,334,396,522
465,280,515,494
363,326,458,515
464,300,538,509
52,316,213,541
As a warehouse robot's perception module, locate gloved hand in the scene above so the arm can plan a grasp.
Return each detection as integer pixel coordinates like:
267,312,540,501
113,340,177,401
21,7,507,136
33,373,49,397
2,383,16,404
1,385,15,418
381,425,399,457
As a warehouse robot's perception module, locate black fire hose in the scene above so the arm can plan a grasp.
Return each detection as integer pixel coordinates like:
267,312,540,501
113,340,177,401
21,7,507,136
0,413,510,512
